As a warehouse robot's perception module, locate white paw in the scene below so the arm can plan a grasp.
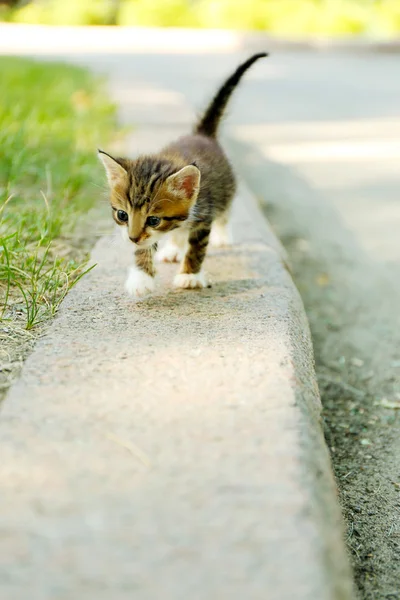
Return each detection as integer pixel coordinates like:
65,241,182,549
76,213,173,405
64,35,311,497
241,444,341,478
174,272,207,290
125,268,155,298
210,223,232,248
156,242,184,263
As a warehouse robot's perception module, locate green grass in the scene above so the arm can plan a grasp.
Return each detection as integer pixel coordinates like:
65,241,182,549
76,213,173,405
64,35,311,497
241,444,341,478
0,57,117,329
3,0,400,36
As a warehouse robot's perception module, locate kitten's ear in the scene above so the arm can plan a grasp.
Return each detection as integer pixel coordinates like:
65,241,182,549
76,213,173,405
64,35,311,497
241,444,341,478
98,150,128,185
165,165,201,203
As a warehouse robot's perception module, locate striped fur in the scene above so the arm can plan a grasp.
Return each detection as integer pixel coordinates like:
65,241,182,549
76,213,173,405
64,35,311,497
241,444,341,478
195,52,268,137
99,53,268,296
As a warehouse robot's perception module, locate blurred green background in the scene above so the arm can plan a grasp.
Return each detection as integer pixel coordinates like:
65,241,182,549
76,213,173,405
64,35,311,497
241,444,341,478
1,0,400,36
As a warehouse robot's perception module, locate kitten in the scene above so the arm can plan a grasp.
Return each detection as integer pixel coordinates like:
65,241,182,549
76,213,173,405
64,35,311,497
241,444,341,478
99,52,267,297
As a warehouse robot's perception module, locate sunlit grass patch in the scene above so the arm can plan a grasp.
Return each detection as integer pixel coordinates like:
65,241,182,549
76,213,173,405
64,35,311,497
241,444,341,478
0,57,117,330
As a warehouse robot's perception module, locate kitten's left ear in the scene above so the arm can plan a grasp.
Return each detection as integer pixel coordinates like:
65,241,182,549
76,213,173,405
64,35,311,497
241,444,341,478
98,149,128,185
165,165,201,203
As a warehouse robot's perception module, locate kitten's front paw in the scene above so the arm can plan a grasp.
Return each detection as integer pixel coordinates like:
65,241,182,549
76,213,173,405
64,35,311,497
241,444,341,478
156,242,184,263
125,268,155,298
174,272,207,290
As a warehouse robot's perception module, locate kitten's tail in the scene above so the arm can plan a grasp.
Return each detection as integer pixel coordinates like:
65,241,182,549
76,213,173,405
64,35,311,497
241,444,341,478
194,52,268,138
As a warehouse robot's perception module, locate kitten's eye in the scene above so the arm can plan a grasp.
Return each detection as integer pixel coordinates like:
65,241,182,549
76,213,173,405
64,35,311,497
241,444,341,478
146,216,161,227
117,210,128,222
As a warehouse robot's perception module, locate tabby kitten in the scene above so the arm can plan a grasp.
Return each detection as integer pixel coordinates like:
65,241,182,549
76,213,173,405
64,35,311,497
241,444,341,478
99,52,267,297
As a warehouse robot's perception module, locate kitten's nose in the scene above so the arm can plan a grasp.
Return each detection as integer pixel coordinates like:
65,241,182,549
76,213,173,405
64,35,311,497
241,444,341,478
129,236,140,244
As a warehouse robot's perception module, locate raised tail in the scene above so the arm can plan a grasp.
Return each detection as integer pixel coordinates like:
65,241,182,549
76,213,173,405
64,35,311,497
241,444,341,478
195,52,268,138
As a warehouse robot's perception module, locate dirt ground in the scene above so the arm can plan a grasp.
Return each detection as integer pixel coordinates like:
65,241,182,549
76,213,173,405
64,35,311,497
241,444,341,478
282,233,400,600
259,184,400,600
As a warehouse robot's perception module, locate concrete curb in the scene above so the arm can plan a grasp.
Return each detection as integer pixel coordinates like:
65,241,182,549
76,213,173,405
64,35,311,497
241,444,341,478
0,68,355,598
0,22,399,54
0,172,355,600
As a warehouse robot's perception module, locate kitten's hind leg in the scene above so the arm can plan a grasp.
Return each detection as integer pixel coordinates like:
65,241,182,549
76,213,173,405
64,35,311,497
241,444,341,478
157,228,187,263
174,223,211,290
210,210,232,248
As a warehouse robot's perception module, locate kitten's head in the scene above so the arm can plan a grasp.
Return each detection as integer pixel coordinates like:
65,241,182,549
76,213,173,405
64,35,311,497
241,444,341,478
98,150,200,248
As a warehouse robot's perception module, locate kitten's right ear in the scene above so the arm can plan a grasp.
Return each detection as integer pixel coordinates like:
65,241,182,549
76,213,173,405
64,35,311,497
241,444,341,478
98,150,128,185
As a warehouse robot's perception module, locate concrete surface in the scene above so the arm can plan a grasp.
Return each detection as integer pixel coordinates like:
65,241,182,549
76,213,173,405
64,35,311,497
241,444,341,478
62,37,400,600
0,180,353,600
0,39,355,598
0,174,353,600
